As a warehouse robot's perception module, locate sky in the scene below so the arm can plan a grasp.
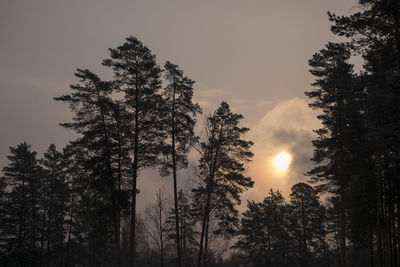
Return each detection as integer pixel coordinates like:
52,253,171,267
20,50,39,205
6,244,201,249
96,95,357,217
0,0,358,211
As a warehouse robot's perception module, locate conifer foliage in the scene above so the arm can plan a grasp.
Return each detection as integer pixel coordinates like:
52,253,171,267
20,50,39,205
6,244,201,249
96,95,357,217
160,61,201,267
1,143,43,266
103,36,165,267
304,1,400,266
192,102,254,267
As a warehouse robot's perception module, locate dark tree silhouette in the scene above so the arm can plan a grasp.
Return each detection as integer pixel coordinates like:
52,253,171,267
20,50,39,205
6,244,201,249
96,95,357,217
103,36,165,267
192,102,254,267
55,68,127,266
306,42,362,267
39,144,68,267
0,143,43,266
234,190,289,267
315,1,400,266
167,190,199,267
288,183,326,267
144,189,171,267
160,61,201,267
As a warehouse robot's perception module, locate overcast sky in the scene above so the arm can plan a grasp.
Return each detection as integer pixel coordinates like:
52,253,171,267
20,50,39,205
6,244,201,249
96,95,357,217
0,0,358,210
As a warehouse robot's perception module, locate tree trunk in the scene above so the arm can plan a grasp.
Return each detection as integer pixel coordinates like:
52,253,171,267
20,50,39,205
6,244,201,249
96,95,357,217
368,221,374,267
46,205,51,267
204,216,211,267
392,4,400,78
396,196,400,267
197,123,222,267
46,177,54,267
267,228,271,267
197,188,211,267
65,179,74,267
160,201,165,267
40,193,47,252
18,175,26,248
130,85,139,267
377,174,383,267
171,83,183,267
114,204,121,267
115,119,122,267
339,185,347,267
182,211,186,267
300,197,307,267
130,158,138,267
95,83,120,267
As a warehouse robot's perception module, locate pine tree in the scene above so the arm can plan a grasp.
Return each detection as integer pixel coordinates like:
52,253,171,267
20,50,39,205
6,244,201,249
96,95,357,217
329,0,400,77
362,54,400,267
305,42,362,267
167,190,199,267
39,144,69,267
327,2,400,265
324,197,342,266
160,61,201,267
288,182,326,267
55,68,125,266
0,142,43,265
234,190,289,267
62,144,88,267
192,102,254,267
103,36,165,267
234,200,270,266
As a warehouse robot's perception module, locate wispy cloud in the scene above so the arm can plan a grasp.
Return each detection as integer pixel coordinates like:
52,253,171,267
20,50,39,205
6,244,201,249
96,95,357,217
242,97,320,206
195,88,225,97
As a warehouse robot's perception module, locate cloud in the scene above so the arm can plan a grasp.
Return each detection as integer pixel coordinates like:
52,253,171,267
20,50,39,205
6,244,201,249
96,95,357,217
195,88,224,97
242,97,320,205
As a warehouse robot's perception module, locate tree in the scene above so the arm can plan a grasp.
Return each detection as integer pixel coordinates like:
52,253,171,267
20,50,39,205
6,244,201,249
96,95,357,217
160,61,201,267
144,189,172,267
103,35,165,267
329,0,400,77
0,142,43,266
167,190,199,267
324,2,400,265
362,53,400,267
55,68,127,266
39,144,69,267
234,200,269,267
62,144,89,267
288,183,326,267
234,190,289,267
192,102,254,267
305,42,363,267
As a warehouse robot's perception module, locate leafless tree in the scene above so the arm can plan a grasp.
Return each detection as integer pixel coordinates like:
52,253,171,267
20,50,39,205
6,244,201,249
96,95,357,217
144,189,172,267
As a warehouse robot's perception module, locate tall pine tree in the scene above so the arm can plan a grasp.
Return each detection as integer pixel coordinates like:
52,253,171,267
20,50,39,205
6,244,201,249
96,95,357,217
103,36,165,267
55,68,126,266
306,42,362,267
192,102,254,267
160,61,201,267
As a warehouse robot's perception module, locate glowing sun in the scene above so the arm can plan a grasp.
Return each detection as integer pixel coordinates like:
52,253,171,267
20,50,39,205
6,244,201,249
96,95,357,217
274,152,292,171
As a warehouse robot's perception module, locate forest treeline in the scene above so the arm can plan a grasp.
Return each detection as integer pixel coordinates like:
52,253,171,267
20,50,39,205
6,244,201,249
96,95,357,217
1,0,400,266
0,34,254,267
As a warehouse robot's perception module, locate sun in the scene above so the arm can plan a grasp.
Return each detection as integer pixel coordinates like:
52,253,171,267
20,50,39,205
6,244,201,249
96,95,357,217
274,152,292,172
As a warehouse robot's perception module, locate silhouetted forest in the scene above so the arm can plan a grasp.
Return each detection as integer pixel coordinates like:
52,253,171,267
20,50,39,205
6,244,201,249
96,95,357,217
1,1,400,266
